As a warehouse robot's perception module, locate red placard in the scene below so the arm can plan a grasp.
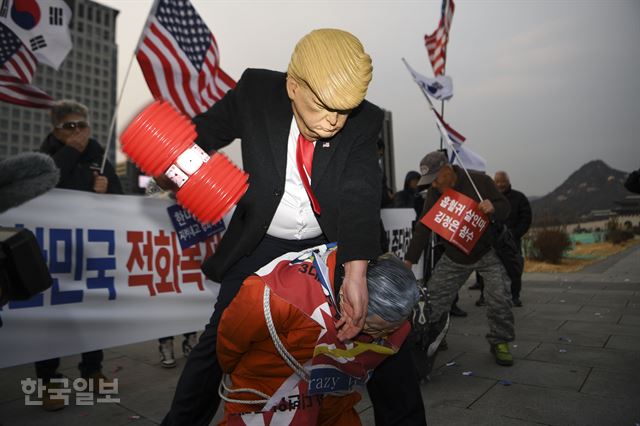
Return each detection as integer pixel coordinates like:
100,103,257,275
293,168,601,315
420,188,489,255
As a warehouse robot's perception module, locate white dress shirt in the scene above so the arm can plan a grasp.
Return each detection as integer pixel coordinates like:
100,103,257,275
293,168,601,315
267,118,323,240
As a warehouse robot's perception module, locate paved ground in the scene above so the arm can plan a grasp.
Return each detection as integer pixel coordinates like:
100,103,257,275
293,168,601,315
1,244,639,426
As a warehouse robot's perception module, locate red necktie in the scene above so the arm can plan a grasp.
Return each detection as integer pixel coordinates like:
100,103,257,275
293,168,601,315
296,133,321,215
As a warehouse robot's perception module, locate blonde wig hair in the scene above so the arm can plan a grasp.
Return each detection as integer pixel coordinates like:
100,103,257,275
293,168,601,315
287,28,372,111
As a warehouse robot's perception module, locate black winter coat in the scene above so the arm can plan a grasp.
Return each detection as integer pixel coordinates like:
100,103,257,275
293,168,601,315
39,134,123,195
501,186,532,241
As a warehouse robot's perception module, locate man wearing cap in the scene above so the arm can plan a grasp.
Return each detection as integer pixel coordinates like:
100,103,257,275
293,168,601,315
404,151,516,366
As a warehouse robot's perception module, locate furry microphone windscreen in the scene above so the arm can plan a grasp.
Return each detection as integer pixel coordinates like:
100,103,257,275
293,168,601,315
0,153,60,213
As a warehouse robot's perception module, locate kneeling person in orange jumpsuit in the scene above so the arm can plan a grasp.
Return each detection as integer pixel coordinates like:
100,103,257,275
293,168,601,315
217,244,419,425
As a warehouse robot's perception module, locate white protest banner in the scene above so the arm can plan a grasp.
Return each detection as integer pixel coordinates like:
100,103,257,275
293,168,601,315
381,208,423,280
0,193,422,368
0,189,223,368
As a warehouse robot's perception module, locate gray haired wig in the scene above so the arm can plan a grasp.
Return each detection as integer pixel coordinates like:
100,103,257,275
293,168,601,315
367,253,419,324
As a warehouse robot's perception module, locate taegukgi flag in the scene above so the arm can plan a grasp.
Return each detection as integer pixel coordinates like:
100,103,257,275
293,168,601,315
403,58,453,101
0,0,73,69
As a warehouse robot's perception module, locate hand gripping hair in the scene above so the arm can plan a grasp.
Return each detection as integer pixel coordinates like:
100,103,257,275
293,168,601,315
287,28,373,111
366,253,420,324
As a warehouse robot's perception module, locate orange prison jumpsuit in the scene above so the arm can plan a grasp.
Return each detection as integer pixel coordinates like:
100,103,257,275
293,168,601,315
217,252,361,425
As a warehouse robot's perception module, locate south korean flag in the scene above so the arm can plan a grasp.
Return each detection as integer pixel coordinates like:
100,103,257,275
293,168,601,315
0,0,72,70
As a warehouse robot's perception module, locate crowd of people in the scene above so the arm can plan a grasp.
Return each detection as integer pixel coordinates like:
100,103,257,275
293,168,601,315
25,26,636,426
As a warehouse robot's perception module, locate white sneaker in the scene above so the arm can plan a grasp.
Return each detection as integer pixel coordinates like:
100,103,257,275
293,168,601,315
159,339,176,368
182,333,198,357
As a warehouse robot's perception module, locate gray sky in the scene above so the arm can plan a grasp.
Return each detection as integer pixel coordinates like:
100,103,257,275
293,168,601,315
97,0,640,197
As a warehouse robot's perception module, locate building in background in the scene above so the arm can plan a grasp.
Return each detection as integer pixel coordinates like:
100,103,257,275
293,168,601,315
0,0,119,168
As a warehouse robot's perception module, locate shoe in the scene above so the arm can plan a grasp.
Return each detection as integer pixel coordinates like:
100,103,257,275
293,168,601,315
182,333,198,357
513,298,523,307
450,305,468,317
42,381,65,411
491,343,514,366
475,297,486,307
469,282,482,290
159,340,176,368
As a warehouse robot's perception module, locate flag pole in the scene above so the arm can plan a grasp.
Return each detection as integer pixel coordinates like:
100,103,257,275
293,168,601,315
100,0,161,174
436,121,483,202
99,50,137,174
439,49,447,150
402,61,483,202
440,55,444,151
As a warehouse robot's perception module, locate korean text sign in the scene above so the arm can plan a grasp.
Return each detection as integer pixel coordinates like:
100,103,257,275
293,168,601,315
420,188,489,255
0,189,224,368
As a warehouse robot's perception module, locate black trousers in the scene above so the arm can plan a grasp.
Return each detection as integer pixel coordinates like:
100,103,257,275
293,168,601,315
35,350,103,383
477,241,523,300
162,234,427,426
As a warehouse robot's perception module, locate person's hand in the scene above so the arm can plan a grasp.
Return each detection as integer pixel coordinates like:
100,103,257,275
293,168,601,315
403,260,413,269
64,130,90,152
335,260,368,341
478,199,495,215
93,171,108,193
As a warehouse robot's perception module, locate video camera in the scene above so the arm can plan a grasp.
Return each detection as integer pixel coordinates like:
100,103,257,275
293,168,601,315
0,152,61,309
0,227,52,307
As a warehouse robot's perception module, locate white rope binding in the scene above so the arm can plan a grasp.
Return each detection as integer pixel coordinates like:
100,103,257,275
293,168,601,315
217,281,312,406
217,374,270,405
263,285,310,382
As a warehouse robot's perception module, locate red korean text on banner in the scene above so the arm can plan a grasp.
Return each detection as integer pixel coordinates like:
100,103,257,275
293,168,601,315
125,231,222,296
420,188,489,255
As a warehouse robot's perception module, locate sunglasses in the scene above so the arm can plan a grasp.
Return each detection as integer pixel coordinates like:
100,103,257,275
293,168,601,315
55,121,90,130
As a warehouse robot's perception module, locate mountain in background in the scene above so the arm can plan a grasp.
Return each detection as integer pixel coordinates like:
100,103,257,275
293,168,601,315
530,160,635,225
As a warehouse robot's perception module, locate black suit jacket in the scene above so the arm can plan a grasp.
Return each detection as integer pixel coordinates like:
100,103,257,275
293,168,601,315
193,69,384,281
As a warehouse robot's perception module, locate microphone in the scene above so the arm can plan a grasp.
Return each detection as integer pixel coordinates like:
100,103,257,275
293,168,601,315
0,153,60,213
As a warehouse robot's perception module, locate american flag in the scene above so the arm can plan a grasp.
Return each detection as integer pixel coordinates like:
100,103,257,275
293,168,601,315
424,0,455,76
136,0,236,117
0,23,54,108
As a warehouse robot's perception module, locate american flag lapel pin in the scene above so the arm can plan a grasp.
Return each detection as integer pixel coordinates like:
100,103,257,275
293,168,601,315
322,142,330,148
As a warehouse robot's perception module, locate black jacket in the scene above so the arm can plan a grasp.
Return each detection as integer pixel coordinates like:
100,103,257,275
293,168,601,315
193,69,384,281
501,186,532,241
39,134,123,195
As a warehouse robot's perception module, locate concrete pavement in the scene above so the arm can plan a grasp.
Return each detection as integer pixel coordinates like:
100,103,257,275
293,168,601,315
1,244,639,425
